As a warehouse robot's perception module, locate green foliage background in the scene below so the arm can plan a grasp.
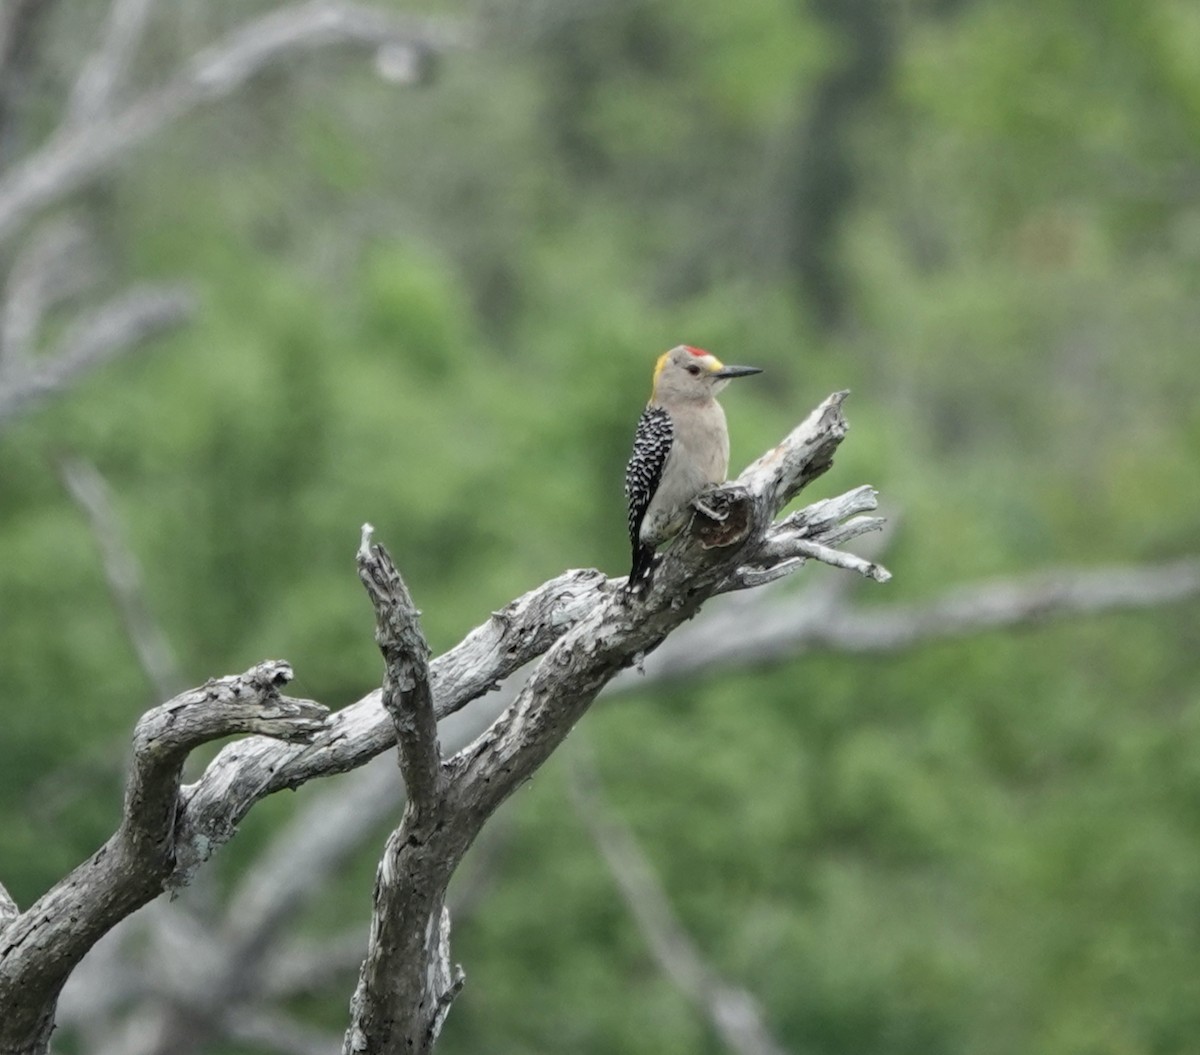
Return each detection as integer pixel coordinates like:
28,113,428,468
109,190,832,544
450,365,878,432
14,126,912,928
2,0,1199,1051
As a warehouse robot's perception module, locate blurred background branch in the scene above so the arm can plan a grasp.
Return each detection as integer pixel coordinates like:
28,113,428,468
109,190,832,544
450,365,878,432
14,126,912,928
0,1,470,244
569,743,791,1055
0,0,470,435
66,0,156,128
0,282,194,427
58,456,183,701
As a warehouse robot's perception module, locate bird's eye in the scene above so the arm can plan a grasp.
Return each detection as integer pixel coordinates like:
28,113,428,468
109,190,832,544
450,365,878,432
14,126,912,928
686,364,702,376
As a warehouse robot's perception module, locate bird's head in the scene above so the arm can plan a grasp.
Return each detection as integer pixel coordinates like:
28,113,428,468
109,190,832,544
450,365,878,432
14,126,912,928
651,345,762,403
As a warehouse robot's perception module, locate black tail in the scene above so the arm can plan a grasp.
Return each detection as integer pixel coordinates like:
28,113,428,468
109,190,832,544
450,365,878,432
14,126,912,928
627,543,656,592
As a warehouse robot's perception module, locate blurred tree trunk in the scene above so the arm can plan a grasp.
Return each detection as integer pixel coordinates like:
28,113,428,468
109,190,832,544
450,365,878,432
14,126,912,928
0,0,57,169
783,0,893,327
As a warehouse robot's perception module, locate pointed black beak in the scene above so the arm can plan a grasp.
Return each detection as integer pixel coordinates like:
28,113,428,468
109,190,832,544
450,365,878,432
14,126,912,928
713,364,763,380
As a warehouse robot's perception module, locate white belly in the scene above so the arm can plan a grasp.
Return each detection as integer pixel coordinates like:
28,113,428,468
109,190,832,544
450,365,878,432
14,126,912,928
639,400,730,546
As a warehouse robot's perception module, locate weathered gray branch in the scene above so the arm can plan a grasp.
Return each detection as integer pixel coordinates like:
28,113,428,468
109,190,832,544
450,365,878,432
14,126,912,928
0,284,194,428
159,399,859,906
57,703,514,1050
67,0,156,127
345,528,462,1054
169,565,611,885
0,219,92,373
60,457,183,701
225,1008,343,1055
49,537,1200,1048
19,394,872,1054
0,1,471,245
341,393,870,1048
357,525,443,811
0,662,328,1055
569,750,789,1055
0,0,56,167
0,881,17,930
638,555,1200,682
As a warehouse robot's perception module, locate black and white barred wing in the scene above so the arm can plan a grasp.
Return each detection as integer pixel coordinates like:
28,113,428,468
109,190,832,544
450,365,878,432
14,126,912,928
624,405,673,583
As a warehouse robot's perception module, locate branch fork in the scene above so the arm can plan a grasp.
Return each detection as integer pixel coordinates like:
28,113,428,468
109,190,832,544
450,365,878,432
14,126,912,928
1,391,884,1055
345,526,463,1053
338,391,886,1051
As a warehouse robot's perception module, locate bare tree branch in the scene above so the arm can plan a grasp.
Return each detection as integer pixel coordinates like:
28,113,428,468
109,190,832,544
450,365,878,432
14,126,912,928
0,661,329,1055
0,283,194,428
638,556,1200,682
264,928,369,999
448,395,858,819
0,218,92,372
61,698,515,1051
0,879,17,929
758,534,890,581
167,401,870,893
147,402,863,910
350,394,867,1051
169,565,612,886
345,528,462,1053
224,1008,343,1055
67,0,157,126
10,395,873,1054
723,485,887,589
568,748,790,1055
49,539,1200,1050
0,1,471,245
0,0,57,167
357,524,443,810
59,456,183,701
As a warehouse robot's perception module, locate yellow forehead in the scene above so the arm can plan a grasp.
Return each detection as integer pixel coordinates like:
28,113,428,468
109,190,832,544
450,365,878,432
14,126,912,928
652,348,724,390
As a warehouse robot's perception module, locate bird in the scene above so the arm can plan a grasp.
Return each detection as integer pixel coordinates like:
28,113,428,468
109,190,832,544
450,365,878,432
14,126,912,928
624,345,762,590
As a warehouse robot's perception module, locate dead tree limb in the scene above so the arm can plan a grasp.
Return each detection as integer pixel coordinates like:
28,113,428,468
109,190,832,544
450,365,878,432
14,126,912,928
0,0,56,167
345,526,462,1053
66,0,157,127
0,219,92,374
59,457,184,701
0,882,16,930
0,662,328,1055
0,283,194,428
165,394,875,898
569,748,790,1055
5,393,875,1054
48,543,1200,1049
638,556,1200,681
335,392,877,1050
0,1,471,245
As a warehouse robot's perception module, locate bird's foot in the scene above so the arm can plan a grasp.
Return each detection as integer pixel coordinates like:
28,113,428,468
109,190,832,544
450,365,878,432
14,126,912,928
691,495,728,522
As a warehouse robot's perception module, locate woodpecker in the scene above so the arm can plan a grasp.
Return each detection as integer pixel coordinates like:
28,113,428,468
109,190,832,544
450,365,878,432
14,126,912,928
624,345,763,589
